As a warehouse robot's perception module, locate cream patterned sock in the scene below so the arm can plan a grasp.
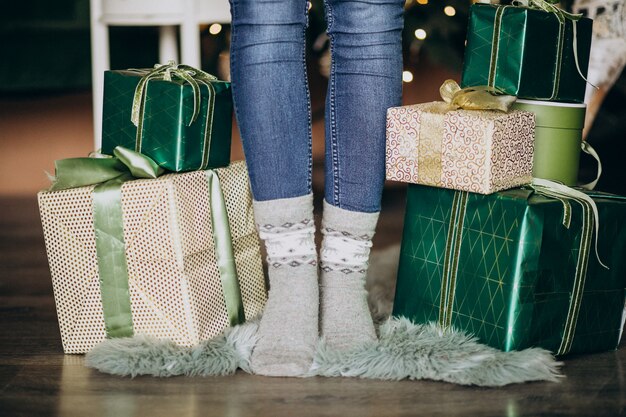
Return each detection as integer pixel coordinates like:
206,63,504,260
250,194,319,376
320,201,378,350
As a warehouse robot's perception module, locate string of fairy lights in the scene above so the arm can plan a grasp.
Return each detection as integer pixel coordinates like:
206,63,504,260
204,0,470,83
402,0,466,82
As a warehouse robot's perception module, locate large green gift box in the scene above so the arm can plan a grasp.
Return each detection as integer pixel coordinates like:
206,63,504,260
102,64,233,172
461,3,592,103
393,184,626,355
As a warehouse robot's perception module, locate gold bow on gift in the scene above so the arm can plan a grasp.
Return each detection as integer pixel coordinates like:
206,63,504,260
439,79,517,112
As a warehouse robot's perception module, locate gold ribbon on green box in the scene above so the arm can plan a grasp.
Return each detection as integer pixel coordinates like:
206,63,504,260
49,147,245,338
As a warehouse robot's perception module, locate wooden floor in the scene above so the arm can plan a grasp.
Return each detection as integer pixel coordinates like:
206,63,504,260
2,195,626,417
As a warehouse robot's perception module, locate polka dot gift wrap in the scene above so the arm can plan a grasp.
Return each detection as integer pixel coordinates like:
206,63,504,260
38,161,267,354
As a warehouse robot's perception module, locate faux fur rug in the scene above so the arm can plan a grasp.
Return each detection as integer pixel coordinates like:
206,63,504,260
85,245,563,386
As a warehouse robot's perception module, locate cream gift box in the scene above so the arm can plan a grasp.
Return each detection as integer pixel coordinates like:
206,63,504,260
38,160,266,354
386,91,535,194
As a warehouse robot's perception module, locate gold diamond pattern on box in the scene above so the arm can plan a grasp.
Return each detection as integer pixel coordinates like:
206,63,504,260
38,161,266,354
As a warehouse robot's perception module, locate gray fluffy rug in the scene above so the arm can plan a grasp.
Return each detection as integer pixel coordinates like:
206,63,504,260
85,245,563,386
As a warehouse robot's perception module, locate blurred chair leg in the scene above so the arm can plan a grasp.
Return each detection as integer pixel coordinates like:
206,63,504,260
181,19,201,68
90,0,110,151
159,25,180,63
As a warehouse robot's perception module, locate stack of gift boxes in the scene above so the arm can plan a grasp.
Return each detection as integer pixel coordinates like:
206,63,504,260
38,62,267,353
388,3,626,356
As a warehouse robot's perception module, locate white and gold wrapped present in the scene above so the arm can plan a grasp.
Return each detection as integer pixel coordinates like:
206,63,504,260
38,160,266,354
386,81,536,194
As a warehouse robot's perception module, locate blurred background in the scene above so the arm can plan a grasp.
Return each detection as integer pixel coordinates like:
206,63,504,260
0,0,624,198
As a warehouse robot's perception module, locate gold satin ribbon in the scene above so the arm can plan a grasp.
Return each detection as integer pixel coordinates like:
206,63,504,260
416,80,516,186
439,79,516,112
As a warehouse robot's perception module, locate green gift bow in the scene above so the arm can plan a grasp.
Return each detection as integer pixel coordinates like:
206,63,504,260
49,146,245,339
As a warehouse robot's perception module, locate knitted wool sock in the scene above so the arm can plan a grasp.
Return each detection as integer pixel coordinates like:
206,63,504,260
250,194,319,376
320,201,378,350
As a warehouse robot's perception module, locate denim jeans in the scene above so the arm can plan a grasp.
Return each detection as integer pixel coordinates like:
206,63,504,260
229,0,404,213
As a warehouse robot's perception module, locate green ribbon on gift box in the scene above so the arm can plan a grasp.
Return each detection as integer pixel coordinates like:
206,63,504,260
130,61,219,170
437,178,608,355
485,0,593,100
512,0,582,23
49,146,245,339
530,178,608,355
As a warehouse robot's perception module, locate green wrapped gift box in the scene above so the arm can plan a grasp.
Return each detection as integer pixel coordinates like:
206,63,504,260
102,64,233,172
393,184,626,355
461,3,592,103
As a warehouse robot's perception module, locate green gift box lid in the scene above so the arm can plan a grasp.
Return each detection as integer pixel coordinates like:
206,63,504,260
513,99,586,129
513,99,586,185
102,68,233,172
461,3,593,103
393,184,626,355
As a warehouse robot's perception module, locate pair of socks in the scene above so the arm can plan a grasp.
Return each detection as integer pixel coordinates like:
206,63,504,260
250,194,378,376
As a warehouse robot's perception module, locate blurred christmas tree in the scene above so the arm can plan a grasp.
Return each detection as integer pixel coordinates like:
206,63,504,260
306,0,471,77
401,0,470,71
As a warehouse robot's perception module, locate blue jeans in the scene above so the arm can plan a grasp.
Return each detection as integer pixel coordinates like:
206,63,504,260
229,0,404,213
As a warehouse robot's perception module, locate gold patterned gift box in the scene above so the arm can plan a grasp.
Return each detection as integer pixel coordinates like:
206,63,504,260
38,161,266,354
385,102,535,194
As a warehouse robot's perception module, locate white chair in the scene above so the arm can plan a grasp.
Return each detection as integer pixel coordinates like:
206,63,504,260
89,0,231,150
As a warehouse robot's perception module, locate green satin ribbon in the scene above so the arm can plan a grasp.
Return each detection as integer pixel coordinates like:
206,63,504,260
50,147,163,338
49,147,162,192
512,0,582,23
439,79,516,112
579,141,602,191
530,178,608,355
130,61,218,169
49,146,245,337
206,171,246,326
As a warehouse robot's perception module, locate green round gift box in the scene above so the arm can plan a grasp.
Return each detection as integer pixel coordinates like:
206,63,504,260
512,99,586,186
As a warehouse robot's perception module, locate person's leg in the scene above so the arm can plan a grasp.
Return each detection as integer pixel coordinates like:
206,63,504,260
229,0,318,376
320,0,404,349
